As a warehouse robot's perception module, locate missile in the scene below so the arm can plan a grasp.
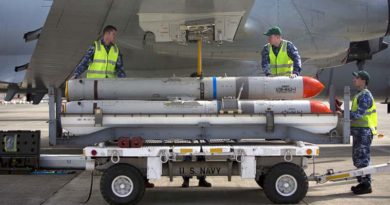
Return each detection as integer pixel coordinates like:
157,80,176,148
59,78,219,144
66,76,324,101
62,100,331,114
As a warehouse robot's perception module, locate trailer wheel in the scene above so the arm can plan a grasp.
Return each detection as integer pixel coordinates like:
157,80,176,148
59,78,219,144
100,164,145,205
263,163,308,204
255,175,265,189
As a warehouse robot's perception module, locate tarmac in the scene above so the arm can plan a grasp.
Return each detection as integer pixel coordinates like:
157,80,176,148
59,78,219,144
0,103,389,205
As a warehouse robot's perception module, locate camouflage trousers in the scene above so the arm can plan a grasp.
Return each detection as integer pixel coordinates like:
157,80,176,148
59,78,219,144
183,156,206,181
351,128,373,184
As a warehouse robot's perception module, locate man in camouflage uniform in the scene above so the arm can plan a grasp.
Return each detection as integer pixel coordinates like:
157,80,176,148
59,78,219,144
349,71,378,195
261,26,302,78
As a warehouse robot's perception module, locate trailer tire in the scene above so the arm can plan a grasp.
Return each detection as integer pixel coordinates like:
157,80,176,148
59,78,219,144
100,163,145,205
255,175,265,189
263,162,308,204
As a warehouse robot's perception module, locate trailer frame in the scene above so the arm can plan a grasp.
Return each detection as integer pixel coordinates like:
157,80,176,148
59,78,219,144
81,140,318,204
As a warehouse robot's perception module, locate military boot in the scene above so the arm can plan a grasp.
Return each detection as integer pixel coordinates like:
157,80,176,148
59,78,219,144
198,178,212,187
182,177,190,188
352,182,372,195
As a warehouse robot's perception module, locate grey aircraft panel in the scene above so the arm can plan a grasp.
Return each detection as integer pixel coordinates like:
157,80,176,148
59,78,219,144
0,0,51,84
317,36,390,100
137,0,388,59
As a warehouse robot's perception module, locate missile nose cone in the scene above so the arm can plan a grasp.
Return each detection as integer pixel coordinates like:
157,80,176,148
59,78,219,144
303,77,324,98
310,101,332,113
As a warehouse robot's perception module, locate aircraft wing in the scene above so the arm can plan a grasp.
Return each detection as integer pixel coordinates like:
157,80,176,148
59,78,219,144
27,0,117,89
2,0,389,103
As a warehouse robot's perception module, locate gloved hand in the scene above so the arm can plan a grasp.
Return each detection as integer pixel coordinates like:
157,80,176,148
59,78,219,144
289,73,297,78
335,98,343,112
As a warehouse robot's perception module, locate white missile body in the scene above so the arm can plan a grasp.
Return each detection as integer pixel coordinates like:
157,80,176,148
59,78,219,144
64,100,219,114
62,100,331,114
66,76,324,101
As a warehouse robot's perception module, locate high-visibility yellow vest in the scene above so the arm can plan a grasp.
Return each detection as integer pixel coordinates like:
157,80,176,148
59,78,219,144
87,41,119,78
351,89,378,135
268,40,293,76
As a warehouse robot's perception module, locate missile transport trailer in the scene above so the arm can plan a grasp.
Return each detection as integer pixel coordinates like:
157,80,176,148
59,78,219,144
1,77,362,204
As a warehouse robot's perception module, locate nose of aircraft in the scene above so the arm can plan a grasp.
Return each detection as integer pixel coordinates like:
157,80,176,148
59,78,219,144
302,76,325,98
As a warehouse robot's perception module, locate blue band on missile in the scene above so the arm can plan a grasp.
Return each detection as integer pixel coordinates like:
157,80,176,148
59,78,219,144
213,76,217,99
